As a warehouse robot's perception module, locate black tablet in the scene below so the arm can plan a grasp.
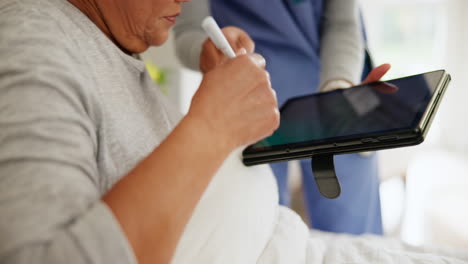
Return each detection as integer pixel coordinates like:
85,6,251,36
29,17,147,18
243,70,451,166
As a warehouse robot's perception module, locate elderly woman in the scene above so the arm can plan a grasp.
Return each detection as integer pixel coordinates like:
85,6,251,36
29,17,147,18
1,0,467,264
0,0,278,262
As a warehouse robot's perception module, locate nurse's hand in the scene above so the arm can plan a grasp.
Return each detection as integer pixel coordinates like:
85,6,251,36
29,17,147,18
321,64,397,93
362,64,398,94
199,26,255,73
189,53,279,150
362,63,392,84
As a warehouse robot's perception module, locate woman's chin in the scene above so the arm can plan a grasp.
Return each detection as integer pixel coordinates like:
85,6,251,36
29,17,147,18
122,31,168,53
147,31,169,47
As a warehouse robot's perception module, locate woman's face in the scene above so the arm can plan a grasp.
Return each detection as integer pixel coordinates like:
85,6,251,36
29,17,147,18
101,0,190,52
131,0,188,46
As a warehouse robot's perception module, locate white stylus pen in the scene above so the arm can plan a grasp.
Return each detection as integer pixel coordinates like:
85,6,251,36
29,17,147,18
202,16,236,59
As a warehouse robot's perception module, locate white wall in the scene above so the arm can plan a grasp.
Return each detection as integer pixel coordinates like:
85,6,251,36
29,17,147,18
361,0,468,154
361,0,468,248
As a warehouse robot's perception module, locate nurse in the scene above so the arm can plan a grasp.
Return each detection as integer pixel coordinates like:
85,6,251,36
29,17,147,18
174,0,383,234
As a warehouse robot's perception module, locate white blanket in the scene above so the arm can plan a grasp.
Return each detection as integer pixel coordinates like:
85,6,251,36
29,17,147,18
171,150,468,264
261,206,468,263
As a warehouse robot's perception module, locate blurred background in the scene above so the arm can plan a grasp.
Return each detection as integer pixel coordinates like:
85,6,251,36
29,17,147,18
361,0,468,249
141,0,468,250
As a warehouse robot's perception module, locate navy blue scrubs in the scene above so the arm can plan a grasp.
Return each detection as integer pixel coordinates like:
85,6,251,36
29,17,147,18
211,0,383,234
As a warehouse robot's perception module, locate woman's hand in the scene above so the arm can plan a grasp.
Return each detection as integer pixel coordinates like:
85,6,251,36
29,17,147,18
189,53,279,151
104,55,277,263
199,26,255,73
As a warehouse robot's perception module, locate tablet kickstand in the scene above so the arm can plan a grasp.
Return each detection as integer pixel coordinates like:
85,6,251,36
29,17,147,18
311,155,341,199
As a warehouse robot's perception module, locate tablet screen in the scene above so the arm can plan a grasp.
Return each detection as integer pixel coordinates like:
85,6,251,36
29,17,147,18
248,70,444,151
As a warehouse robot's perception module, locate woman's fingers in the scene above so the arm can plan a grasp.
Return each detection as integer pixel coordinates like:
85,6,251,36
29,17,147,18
200,27,256,73
236,31,255,53
223,26,255,54
191,52,278,149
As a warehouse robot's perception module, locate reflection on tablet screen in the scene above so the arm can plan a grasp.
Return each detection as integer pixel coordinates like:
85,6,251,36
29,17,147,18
252,71,443,150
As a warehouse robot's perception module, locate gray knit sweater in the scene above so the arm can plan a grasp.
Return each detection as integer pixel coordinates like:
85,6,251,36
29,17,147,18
0,0,182,263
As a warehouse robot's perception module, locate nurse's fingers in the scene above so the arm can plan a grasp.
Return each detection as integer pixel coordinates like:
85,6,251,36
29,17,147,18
362,63,391,84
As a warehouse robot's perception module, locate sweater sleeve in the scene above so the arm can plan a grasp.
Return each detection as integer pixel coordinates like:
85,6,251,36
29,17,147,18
0,6,137,264
173,0,211,71
319,0,364,91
